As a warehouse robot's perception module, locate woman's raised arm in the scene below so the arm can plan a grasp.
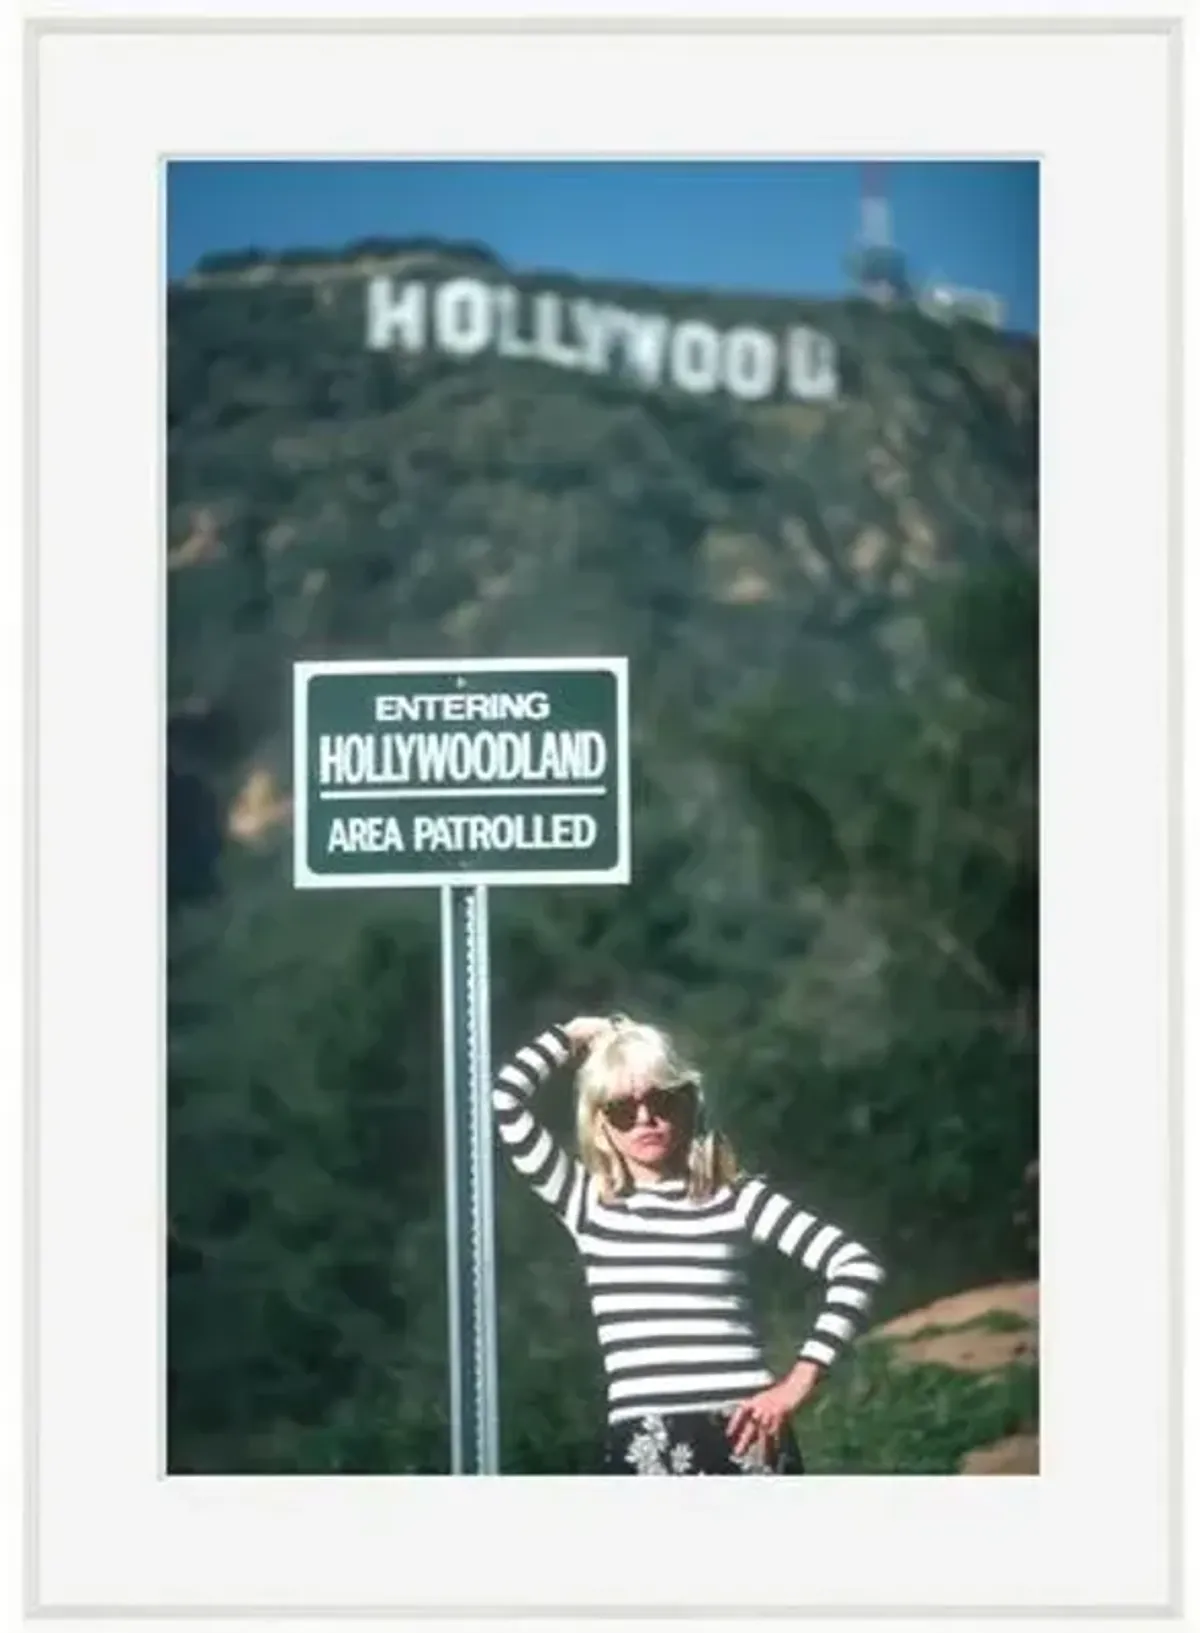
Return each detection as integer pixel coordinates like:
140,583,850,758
492,1019,603,1235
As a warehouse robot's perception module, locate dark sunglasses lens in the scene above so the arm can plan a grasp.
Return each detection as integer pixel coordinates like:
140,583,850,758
604,1097,638,1131
645,1088,677,1122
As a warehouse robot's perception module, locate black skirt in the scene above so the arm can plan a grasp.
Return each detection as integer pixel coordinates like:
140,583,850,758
603,1408,804,1476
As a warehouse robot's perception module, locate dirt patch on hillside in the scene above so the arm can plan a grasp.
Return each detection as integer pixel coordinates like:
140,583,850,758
960,1433,1039,1475
169,509,225,570
228,768,291,844
871,1281,1038,1373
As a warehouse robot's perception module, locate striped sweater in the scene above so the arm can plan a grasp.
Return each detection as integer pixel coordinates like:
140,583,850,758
493,1024,886,1426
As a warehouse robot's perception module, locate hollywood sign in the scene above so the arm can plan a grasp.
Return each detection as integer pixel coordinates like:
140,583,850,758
364,274,840,403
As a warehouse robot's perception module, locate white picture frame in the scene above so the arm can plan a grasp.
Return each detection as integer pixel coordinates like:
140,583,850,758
21,1,1186,1623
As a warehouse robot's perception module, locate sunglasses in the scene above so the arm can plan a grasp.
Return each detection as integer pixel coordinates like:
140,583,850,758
601,1084,694,1133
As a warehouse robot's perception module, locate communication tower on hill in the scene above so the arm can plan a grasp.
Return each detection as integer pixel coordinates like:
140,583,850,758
846,161,911,305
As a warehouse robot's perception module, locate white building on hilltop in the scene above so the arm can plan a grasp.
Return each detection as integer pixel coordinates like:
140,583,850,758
916,278,1007,330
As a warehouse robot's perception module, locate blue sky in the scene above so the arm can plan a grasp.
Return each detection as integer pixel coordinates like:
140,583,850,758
167,159,1039,334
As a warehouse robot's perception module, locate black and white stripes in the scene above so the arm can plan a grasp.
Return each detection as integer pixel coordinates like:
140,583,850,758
492,1027,587,1230
492,1025,885,1426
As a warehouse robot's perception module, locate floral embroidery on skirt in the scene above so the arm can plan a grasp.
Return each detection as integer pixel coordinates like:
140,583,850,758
604,1408,802,1476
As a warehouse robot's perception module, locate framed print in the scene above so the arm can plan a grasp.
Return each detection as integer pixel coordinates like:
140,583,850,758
26,2,1184,1621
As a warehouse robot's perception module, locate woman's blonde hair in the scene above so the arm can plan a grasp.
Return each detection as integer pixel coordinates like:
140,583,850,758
575,1015,741,1203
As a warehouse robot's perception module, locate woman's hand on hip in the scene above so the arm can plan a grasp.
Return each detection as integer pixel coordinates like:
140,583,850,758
726,1363,823,1458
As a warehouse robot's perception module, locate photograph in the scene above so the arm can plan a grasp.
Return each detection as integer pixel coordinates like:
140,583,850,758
165,156,1040,1479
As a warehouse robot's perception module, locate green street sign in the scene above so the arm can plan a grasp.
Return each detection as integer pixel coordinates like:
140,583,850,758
292,657,630,889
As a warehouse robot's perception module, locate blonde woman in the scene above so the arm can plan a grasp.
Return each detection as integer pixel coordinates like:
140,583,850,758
492,1013,886,1476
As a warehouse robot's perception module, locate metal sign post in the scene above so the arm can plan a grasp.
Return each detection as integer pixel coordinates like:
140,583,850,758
292,657,630,1473
440,883,499,1473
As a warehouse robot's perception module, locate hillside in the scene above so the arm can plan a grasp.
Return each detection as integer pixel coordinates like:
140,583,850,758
166,242,1038,1475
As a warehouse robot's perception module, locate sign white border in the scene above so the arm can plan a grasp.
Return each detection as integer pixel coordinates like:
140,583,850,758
292,656,632,888
25,4,1185,1624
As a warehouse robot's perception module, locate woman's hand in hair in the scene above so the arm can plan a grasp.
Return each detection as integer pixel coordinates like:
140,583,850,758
563,1016,612,1054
